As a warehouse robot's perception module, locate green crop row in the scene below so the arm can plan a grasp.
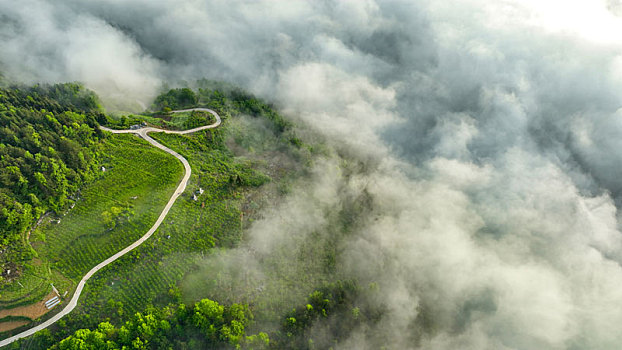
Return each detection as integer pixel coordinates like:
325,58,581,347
30,134,184,282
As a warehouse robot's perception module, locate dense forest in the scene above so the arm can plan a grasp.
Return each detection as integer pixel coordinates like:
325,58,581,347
20,281,365,349
0,83,105,283
47,298,262,350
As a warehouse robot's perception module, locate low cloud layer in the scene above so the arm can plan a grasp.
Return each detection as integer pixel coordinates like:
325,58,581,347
4,0,622,348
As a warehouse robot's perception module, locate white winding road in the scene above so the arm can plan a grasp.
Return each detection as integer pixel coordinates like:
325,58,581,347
0,108,221,347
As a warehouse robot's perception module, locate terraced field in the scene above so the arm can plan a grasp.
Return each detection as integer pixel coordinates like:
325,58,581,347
33,135,183,280
0,134,183,336
74,129,261,318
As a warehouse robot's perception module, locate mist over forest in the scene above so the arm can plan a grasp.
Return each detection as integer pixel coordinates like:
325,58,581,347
3,0,622,349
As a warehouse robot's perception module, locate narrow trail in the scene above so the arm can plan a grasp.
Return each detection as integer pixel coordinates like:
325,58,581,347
0,108,221,347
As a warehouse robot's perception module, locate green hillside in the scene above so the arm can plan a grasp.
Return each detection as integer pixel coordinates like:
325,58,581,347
0,83,105,283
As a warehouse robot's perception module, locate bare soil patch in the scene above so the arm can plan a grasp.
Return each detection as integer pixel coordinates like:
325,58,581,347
0,320,29,333
0,290,59,325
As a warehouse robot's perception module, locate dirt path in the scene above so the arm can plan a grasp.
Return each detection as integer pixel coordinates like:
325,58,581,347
0,108,221,347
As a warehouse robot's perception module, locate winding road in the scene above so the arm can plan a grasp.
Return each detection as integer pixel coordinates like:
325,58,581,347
0,108,221,347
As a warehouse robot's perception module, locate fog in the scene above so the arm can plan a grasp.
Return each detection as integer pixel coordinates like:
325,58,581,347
3,0,622,348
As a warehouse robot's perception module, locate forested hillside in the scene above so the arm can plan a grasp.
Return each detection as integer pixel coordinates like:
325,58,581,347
45,298,263,350
0,83,104,283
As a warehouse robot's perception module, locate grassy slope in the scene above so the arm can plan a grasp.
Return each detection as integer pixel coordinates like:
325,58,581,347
0,134,182,333
67,125,268,322
74,131,248,319
35,134,183,280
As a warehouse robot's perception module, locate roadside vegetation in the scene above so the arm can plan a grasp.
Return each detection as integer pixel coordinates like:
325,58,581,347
104,110,217,131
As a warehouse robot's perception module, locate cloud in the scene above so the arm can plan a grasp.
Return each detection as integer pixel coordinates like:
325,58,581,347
4,0,622,348
0,0,160,110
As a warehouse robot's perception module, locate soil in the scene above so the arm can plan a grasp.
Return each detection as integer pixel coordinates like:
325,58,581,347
0,290,60,332
0,321,29,333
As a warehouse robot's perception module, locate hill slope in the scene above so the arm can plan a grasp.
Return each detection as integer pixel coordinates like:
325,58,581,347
0,83,104,283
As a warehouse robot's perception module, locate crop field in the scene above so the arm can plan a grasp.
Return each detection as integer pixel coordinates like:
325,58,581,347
0,133,182,332
33,134,183,279
70,129,261,322
0,264,49,310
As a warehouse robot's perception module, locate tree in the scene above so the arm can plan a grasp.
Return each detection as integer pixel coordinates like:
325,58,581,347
245,332,270,349
193,298,224,340
152,88,198,110
56,328,113,350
